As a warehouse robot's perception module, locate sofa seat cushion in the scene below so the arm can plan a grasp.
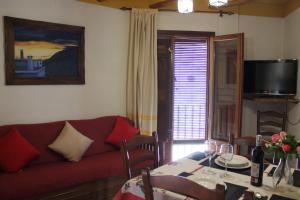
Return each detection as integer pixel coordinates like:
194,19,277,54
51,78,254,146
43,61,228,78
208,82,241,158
0,151,124,200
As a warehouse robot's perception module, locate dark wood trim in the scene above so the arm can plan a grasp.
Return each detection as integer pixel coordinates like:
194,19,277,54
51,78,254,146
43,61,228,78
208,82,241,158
120,7,234,16
158,30,215,38
157,37,173,163
212,33,244,41
205,36,212,141
237,33,244,139
4,16,85,85
208,36,214,141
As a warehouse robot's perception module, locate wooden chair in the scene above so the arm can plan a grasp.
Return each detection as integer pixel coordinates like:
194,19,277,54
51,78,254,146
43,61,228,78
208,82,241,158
257,110,287,137
121,132,159,180
257,111,287,164
230,134,279,164
141,168,225,200
230,134,256,159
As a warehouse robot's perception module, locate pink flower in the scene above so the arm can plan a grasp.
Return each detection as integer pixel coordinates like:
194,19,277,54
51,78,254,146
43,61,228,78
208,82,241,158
282,144,291,152
279,131,287,139
272,134,281,143
297,146,300,154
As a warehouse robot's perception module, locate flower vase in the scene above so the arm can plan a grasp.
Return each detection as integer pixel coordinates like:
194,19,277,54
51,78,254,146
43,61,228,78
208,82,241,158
272,156,293,188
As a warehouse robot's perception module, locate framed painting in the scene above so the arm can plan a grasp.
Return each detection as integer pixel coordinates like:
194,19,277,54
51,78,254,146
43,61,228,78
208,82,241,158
4,16,85,85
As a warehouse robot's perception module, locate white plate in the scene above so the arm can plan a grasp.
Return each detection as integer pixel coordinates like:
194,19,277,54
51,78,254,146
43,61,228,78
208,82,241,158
214,156,251,169
219,155,249,166
191,177,227,190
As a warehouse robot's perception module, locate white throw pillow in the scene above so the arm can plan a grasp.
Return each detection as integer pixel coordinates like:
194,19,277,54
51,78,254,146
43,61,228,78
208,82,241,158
48,121,94,162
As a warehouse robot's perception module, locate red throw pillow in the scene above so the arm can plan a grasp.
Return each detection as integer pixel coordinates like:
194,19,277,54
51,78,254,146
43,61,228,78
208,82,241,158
105,117,139,148
0,128,40,173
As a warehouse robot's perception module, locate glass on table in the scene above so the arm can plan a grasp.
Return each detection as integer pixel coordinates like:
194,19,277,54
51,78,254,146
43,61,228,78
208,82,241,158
219,143,233,178
204,140,217,174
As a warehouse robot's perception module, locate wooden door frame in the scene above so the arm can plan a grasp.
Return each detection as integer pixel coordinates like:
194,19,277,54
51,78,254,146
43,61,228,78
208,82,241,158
208,33,244,145
157,30,215,162
157,30,215,141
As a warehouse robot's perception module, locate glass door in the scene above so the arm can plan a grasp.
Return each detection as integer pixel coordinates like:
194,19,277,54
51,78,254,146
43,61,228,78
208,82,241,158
208,33,244,144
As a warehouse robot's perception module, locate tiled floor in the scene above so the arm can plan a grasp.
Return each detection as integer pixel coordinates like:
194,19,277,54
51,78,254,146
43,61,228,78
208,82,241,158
172,143,207,161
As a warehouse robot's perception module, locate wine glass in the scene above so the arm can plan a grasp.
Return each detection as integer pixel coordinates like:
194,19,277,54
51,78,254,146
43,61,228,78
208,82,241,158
219,143,233,178
204,140,217,174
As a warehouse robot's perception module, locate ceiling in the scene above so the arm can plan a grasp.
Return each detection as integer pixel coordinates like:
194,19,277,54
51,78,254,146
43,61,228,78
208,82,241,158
255,0,289,5
79,0,300,17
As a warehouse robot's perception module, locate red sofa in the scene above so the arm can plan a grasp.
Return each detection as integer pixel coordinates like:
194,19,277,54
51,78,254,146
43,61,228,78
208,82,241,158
0,116,135,200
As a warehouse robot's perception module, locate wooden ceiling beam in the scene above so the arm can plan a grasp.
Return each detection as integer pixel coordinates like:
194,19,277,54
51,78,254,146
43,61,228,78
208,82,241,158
120,6,234,16
226,0,253,6
80,0,296,18
149,0,176,9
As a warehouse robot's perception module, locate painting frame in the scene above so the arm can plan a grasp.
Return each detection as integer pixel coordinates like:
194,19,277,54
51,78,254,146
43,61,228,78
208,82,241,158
4,16,85,85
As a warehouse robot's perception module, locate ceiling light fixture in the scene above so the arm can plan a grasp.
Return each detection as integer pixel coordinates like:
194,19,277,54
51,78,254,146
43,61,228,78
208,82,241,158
209,0,228,7
178,0,193,13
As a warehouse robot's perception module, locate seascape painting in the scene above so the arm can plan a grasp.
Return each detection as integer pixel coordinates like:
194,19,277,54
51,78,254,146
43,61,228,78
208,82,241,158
4,16,85,85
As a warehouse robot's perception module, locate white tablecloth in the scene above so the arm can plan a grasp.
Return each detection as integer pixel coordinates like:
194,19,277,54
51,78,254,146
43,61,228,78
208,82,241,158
115,156,300,200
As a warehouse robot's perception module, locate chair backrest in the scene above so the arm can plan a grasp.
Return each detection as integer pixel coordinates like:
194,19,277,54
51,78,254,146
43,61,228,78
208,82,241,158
121,132,159,180
230,134,256,159
141,168,225,200
257,111,287,137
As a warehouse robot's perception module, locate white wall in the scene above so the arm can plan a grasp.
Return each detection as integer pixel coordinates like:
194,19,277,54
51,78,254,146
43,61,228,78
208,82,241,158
0,0,286,135
0,0,129,125
157,12,284,136
284,8,300,139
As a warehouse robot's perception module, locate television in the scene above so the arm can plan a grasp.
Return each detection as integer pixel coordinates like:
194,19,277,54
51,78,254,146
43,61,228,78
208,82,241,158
243,59,298,97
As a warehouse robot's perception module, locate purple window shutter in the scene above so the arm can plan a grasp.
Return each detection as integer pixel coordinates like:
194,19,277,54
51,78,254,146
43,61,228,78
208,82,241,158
172,38,208,141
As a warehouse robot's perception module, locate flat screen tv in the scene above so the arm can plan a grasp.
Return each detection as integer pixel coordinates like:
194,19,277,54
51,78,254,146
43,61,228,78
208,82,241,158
244,59,298,97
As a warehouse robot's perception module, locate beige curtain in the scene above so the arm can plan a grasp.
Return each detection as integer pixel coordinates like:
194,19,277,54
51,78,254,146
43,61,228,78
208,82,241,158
126,8,158,136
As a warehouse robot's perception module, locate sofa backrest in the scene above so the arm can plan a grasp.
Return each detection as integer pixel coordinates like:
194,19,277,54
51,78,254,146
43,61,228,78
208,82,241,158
0,116,120,166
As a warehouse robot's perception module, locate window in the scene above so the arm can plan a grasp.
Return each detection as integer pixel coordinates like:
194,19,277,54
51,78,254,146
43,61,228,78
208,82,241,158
172,38,208,142
157,31,213,162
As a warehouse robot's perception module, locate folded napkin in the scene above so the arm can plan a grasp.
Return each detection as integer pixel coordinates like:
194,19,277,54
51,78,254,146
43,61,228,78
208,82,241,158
218,155,249,167
177,172,193,177
188,152,207,161
293,170,300,187
225,182,248,200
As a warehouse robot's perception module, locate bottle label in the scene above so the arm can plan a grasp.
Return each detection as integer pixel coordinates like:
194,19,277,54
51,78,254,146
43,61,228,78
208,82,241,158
251,162,260,179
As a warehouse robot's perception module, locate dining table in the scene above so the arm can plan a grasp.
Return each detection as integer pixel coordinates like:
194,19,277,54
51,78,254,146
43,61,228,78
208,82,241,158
113,152,300,200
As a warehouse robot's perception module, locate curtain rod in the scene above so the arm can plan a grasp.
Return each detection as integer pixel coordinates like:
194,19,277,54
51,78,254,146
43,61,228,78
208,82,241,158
119,7,234,17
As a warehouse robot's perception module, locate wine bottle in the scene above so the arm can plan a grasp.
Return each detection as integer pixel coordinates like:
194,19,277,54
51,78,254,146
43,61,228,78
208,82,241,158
251,135,264,186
